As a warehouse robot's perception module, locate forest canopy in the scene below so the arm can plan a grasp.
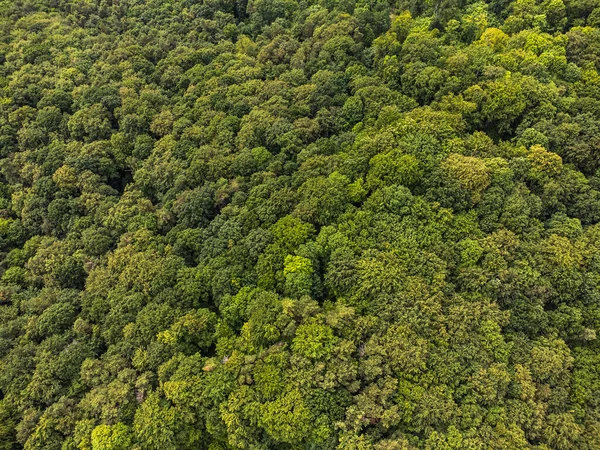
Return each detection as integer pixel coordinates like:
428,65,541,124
1,0,600,449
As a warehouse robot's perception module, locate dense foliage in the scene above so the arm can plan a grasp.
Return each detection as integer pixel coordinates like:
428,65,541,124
1,0,600,448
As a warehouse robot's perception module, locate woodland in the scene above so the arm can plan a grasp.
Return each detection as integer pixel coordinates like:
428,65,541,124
1,0,600,449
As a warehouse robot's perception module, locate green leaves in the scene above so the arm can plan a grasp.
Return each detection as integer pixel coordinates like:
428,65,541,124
366,151,421,190
90,423,133,450
295,172,350,225
259,388,312,444
2,0,600,449
284,255,314,297
292,318,337,360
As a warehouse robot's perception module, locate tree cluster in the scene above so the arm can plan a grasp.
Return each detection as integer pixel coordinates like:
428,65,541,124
1,0,600,449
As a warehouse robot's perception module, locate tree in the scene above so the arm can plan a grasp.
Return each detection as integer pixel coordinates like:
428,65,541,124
442,153,491,203
91,423,133,450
